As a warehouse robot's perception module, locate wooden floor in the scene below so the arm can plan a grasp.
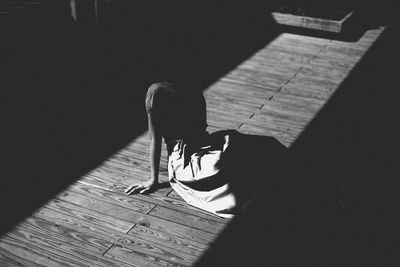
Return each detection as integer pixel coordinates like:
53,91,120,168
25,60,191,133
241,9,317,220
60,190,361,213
0,25,384,266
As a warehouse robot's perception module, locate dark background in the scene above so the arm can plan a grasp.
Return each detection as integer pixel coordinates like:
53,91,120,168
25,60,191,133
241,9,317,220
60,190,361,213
1,0,398,265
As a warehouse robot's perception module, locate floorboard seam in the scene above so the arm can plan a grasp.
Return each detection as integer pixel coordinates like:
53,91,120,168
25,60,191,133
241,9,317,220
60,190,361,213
102,242,116,257
278,41,330,95
145,204,157,215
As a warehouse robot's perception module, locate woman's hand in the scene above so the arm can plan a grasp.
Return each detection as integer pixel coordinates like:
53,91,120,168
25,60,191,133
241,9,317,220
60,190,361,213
125,179,158,195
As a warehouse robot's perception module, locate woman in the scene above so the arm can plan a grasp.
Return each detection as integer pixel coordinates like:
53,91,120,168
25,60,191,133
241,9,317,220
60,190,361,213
125,82,244,218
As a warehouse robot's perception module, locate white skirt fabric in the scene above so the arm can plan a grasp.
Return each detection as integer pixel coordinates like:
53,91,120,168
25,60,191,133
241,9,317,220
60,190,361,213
168,132,237,218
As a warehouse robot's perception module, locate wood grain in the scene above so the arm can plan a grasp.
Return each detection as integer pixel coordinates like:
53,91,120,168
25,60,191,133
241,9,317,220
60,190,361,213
16,216,112,254
1,236,79,267
114,234,197,266
128,224,207,255
68,182,156,213
104,244,179,267
43,198,135,233
148,206,226,235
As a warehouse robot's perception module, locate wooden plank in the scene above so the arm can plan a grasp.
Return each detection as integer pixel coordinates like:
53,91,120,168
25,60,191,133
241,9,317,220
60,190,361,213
0,236,79,267
5,231,135,267
104,245,178,267
271,93,325,115
126,215,215,246
34,204,201,266
206,110,244,129
205,79,275,106
88,167,172,196
5,218,203,267
225,67,289,89
146,195,228,223
324,43,368,58
0,242,42,267
128,224,207,255
239,123,295,147
79,174,132,196
114,233,197,266
20,211,199,266
259,99,315,121
67,181,156,213
80,173,172,200
266,35,329,55
78,176,227,223
45,198,134,234
167,190,184,201
280,77,337,100
212,37,330,100
34,206,123,241
56,188,215,245
206,106,249,124
148,206,226,235
274,32,331,46
11,216,113,254
55,190,147,224
258,44,319,60
234,64,296,80
205,94,259,116
243,113,307,136
251,52,311,68
239,99,315,144
293,70,342,86
310,53,359,70
297,64,348,83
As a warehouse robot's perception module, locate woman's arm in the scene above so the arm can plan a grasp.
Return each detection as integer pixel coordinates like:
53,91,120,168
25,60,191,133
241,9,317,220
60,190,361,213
125,112,162,194
148,112,162,184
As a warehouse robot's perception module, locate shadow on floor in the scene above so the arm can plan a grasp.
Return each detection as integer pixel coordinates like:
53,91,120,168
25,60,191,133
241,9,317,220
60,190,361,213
0,1,280,236
195,16,399,267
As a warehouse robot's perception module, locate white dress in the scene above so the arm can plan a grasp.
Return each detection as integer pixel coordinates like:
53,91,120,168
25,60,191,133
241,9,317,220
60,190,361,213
167,131,238,218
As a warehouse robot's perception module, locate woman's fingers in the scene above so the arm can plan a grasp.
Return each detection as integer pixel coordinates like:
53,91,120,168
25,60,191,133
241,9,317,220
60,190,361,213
125,185,135,193
139,188,149,194
125,185,133,193
125,183,153,195
125,184,142,195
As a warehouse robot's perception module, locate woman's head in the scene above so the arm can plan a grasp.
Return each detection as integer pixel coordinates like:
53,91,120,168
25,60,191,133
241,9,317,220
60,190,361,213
145,82,208,137
145,82,180,114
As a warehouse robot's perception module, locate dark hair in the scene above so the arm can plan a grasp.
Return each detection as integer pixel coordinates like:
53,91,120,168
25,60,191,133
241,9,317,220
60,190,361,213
145,82,177,114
